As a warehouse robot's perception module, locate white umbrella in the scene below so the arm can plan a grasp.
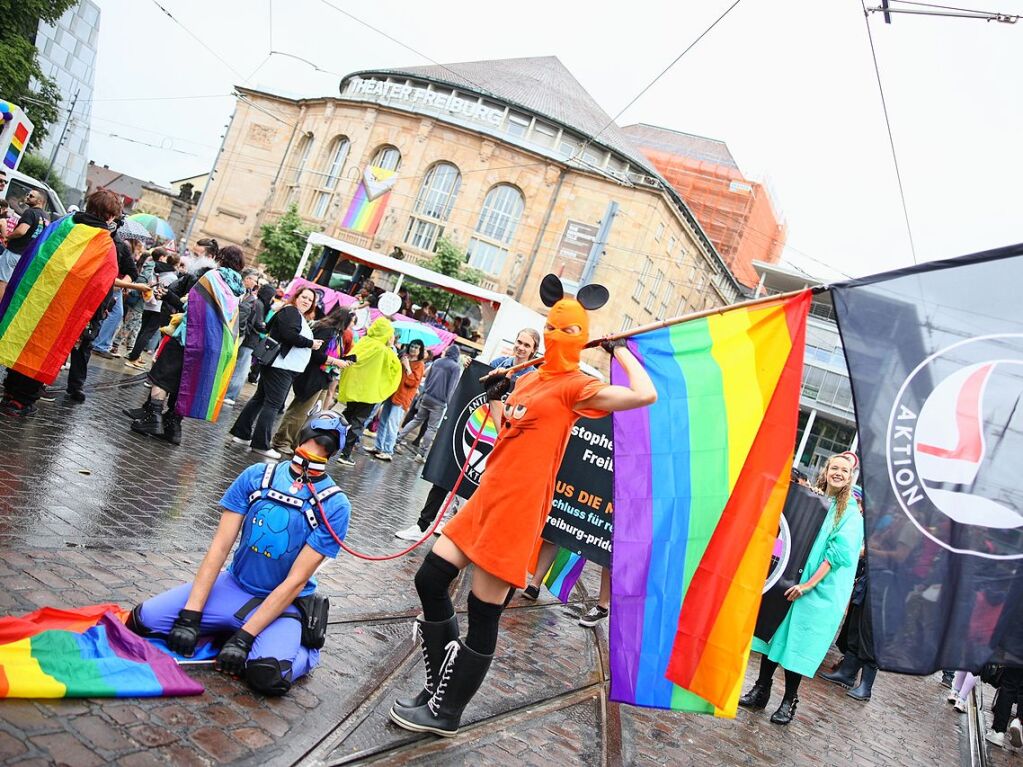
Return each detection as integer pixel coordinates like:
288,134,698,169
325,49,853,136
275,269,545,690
115,217,152,243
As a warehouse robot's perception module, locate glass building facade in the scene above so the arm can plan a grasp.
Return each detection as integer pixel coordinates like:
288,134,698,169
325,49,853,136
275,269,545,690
33,0,100,202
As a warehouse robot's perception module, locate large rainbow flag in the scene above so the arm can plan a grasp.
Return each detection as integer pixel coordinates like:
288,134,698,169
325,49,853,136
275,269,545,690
176,269,240,421
0,216,116,385
0,605,203,698
608,291,811,716
341,166,396,234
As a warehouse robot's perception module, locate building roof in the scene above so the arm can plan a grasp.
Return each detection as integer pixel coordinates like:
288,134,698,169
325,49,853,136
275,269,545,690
621,124,738,169
169,172,209,185
356,56,652,170
85,162,149,200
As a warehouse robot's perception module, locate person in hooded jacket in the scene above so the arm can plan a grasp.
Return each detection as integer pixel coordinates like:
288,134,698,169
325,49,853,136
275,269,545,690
223,269,267,404
393,343,463,463
333,316,402,467
125,248,180,369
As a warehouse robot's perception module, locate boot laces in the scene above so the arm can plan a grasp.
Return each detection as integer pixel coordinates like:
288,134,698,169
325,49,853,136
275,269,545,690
412,622,434,694
427,641,459,715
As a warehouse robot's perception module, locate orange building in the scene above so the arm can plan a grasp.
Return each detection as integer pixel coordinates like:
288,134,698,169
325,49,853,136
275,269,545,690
622,124,786,288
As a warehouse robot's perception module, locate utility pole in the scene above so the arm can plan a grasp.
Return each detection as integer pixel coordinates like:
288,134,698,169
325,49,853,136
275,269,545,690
45,88,79,188
580,200,619,286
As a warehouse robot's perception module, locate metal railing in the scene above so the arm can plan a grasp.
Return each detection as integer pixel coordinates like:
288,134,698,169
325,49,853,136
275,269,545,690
967,685,989,767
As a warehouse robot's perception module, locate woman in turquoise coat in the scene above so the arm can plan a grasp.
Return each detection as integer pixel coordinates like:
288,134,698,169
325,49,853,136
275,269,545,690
739,453,864,725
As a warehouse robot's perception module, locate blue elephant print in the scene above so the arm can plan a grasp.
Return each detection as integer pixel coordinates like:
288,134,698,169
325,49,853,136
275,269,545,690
248,502,292,559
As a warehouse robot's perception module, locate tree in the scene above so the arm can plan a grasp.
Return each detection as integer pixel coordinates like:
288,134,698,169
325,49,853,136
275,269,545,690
0,1,78,151
405,237,485,319
257,205,313,281
18,153,67,199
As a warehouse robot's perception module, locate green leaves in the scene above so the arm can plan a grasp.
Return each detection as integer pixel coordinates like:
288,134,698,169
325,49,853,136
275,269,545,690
405,238,482,318
257,205,313,281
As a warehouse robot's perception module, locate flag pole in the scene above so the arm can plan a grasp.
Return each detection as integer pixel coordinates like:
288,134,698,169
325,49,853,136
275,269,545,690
480,285,825,381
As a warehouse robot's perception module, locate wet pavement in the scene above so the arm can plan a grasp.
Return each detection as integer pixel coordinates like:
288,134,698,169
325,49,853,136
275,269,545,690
0,359,996,765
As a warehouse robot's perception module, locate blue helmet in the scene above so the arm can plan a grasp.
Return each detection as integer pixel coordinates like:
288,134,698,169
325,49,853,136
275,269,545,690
296,408,348,458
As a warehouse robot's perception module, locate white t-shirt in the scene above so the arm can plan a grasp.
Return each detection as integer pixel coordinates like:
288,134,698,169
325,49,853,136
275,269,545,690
272,315,313,373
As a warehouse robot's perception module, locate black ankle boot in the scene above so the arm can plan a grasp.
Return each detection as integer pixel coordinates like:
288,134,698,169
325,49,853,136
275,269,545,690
389,639,492,737
395,616,460,709
738,681,773,710
770,697,798,725
847,664,877,701
130,399,163,437
161,412,182,446
821,654,862,689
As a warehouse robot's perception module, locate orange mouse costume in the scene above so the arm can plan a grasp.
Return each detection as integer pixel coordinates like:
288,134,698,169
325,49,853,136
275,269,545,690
442,276,611,588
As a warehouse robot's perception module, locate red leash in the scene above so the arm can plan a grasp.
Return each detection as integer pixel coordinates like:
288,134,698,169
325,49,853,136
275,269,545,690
306,417,488,562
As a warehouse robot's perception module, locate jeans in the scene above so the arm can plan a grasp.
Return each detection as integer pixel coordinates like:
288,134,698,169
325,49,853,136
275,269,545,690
229,366,295,450
127,311,163,361
93,291,124,353
225,346,254,401
373,401,406,454
397,394,445,458
272,390,324,451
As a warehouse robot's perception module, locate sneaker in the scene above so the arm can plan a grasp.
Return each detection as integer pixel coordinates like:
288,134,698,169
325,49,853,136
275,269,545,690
143,380,152,388
124,359,147,370
392,442,405,454
414,453,426,464
222,398,235,406
1009,718,1023,749
579,606,609,627
273,445,294,456
230,436,250,446
37,389,58,403
953,697,967,714
1,400,37,417
375,452,393,462
93,349,120,359
362,428,376,437
67,389,86,403
336,455,356,467
249,446,282,460
946,690,958,704
522,585,540,601
394,523,425,541
986,730,1006,748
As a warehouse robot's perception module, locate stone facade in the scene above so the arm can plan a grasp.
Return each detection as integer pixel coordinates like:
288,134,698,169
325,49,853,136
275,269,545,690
192,82,742,325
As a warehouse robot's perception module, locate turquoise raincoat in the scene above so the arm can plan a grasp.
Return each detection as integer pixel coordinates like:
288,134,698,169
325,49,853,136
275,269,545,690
751,497,864,677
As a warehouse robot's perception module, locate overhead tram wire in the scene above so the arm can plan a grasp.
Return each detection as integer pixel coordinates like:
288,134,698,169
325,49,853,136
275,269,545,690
150,0,250,81
859,0,919,264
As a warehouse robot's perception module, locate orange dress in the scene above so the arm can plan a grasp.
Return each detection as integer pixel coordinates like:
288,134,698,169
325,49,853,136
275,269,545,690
442,369,608,588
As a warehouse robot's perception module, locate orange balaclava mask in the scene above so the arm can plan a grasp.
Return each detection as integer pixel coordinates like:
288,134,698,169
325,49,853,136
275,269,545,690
538,274,609,379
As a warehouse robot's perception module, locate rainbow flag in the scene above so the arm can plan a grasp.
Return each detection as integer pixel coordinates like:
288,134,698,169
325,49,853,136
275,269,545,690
341,166,396,234
0,606,203,698
176,269,240,421
608,291,811,716
3,122,29,170
0,216,117,385
543,547,586,603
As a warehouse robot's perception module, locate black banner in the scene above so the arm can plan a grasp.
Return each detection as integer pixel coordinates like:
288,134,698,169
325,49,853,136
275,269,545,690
831,243,1023,674
754,483,829,643
422,364,614,567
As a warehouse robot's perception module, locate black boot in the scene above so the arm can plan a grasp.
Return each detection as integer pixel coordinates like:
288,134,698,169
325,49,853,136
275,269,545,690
130,399,163,437
847,664,877,701
821,654,862,689
738,681,773,710
389,639,492,737
161,411,182,446
769,697,798,725
395,616,460,709
122,398,149,420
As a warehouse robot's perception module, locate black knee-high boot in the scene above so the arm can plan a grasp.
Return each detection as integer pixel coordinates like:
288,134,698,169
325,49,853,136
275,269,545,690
739,656,777,710
390,592,502,737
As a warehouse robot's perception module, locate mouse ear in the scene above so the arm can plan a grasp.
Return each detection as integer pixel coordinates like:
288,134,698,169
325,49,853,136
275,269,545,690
576,283,609,310
539,274,564,307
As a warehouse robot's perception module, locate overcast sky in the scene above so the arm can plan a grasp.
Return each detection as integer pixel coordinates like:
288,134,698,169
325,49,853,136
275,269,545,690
86,0,1023,280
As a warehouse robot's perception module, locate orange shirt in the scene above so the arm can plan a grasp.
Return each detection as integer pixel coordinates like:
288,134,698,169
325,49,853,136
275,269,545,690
390,359,425,409
442,369,608,588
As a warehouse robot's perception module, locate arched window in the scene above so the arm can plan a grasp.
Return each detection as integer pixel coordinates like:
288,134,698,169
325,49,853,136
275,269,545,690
310,135,350,218
404,162,461,251
466,184,525,276
371,144,401,171
290,132,314,185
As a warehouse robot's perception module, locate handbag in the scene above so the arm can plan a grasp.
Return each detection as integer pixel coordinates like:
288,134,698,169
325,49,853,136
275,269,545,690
253,335,281,366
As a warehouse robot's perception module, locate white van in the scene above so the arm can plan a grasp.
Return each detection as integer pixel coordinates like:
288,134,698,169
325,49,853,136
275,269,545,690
0,166,67,226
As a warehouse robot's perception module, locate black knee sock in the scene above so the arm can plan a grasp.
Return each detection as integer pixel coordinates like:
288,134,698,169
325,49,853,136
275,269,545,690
757,656,779,687
465,592,504,656
783,669,802,700
415,551,459,622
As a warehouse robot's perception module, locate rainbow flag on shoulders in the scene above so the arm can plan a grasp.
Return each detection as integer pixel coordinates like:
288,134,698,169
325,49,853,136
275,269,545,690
0,605,203,698
543,547,586,603
608,291,811,716
176,269,240,421
0,215,116,385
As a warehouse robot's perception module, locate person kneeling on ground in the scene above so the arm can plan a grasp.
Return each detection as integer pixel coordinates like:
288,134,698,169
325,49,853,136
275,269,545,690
127,411,352,696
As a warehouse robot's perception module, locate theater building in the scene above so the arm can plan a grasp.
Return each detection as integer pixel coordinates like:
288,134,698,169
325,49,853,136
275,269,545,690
190,56,742,325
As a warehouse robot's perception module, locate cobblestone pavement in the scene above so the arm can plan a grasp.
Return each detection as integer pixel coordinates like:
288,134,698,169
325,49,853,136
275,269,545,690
0,361,991,765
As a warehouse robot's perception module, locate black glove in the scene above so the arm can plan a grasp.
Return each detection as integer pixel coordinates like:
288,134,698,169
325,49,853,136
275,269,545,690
483,371,512,402
166,609,203,657
599,337,628,356
215,629,255,675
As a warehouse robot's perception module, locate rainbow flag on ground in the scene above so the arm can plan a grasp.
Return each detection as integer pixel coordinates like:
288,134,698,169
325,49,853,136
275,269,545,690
0,605,203,698
0,216,116,385
176,269,240,421
341,166,396,234
543,547,586,603
608,291,811,716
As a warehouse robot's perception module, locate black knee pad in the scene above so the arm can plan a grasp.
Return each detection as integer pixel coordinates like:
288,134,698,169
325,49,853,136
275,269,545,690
245,657,294,697
126,605,155,637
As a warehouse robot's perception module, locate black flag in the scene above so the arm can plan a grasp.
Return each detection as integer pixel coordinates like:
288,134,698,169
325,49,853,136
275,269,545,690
831,243,1023,674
